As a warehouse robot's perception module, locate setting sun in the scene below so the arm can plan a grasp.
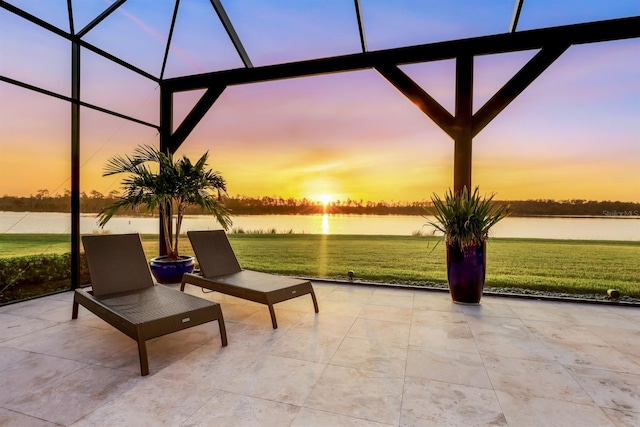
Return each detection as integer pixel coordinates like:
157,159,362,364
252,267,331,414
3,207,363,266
317,194,334,207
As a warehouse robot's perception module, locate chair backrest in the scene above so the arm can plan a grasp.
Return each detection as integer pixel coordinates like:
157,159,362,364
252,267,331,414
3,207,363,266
82,234,155,296
187,230,242,277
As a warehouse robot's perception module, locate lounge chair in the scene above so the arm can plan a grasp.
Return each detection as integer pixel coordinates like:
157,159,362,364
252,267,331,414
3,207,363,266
181,230,319,329
72,234,227,376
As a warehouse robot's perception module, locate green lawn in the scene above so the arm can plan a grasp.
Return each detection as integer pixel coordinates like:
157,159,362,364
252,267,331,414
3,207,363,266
0,234,71,258
1,233,639,298
224,235,640,297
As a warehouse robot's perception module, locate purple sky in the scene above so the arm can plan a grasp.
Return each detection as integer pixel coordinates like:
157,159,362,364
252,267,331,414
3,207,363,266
1,0,639,202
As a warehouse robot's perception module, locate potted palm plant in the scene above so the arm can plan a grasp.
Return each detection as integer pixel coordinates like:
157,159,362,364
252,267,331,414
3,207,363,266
426,186,509,304
97,144,232,283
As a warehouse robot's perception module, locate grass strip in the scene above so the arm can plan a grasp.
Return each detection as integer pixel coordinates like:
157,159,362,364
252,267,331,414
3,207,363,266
1,233,638,298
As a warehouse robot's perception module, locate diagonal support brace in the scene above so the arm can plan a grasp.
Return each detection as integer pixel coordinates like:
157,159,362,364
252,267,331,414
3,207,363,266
168,85,226,153
376,64,456,138
472,43,570,137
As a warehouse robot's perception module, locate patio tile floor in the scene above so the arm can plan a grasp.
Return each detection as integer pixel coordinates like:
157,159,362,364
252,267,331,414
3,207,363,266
0,282,639,426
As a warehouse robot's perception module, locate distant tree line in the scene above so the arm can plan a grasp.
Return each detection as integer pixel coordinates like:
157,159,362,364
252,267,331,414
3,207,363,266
0,190,639,217
505,199,639,217
224,196,430,215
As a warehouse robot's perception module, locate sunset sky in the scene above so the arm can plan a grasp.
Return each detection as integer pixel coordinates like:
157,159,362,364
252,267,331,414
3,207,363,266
1,0,639,203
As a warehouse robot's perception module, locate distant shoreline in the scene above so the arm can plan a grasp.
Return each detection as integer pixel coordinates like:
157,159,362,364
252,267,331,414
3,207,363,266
2,210,639,220
2,211,639,241
1,194,639,218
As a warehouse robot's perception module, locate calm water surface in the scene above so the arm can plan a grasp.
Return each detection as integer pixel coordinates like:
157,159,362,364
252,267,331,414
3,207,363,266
1,212,639,241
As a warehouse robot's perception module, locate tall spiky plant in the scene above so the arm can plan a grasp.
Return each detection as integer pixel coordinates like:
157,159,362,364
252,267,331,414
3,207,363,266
97,145,232,259
427,186,509,249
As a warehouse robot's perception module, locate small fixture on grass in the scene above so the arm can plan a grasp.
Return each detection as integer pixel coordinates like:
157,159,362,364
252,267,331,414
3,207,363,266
607,289,620,300
348,270,355,281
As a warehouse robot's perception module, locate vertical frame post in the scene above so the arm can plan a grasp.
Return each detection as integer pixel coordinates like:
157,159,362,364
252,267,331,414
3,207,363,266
71,41,81,288
454,54,474,193
158,83,173,256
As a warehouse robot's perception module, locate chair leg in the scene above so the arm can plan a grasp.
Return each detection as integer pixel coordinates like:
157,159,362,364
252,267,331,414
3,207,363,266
212,304,228,346
219,318,228,347
72,300,79,319
268,304,278,329
310,289,319,313
137,340,149,376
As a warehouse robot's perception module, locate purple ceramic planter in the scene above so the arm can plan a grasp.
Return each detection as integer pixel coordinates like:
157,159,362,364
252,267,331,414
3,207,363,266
446,242,486,304
149,255,195,284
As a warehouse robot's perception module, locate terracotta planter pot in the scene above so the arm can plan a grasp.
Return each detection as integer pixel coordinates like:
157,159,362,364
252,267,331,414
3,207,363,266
149,255,195,284
446,241,486,304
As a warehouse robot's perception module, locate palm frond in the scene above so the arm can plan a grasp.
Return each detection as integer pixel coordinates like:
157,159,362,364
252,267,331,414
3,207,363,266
97,145,232,259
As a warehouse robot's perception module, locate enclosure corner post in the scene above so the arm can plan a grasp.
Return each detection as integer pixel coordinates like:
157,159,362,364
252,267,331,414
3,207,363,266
71,40,81,289
159,83,173,256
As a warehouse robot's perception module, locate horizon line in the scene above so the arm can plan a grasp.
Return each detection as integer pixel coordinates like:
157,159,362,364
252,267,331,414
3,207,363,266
1,193,639,205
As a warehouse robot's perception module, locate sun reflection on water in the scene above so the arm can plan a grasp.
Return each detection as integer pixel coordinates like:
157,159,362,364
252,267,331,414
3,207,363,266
321,213,330,234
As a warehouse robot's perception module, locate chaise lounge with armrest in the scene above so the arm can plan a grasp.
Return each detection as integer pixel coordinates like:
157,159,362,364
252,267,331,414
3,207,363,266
72,233,227,376
181,230,319,329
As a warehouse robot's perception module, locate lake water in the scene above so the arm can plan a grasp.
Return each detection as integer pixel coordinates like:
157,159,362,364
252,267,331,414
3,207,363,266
1,211,639,241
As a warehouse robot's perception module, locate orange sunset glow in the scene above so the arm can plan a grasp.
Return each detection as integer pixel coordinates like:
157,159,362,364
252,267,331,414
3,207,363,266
1,2,639,204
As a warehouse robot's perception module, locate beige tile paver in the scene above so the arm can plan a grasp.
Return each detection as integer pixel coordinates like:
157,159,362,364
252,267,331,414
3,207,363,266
0,282,637,426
